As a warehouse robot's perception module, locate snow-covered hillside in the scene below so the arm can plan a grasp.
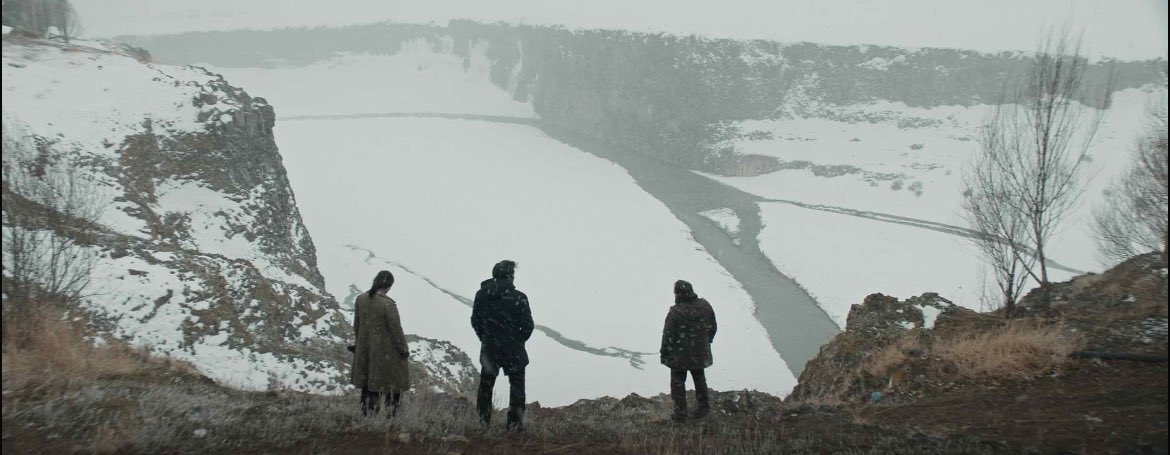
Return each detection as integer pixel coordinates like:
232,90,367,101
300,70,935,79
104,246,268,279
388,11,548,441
702,88,1161,327
1,35,477,394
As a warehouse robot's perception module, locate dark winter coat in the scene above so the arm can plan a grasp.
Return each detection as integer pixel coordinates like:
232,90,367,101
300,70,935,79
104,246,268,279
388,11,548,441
471,278,534,370
351,292,411,393
660,296,717,370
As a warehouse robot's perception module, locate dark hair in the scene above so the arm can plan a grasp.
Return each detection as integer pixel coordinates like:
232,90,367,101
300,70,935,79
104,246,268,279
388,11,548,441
367,270,395,298
492,260,517,281
674,280,696,303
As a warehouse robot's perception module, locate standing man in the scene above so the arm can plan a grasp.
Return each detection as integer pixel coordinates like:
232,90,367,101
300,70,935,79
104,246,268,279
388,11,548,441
471,260,534,430
660,280,717,421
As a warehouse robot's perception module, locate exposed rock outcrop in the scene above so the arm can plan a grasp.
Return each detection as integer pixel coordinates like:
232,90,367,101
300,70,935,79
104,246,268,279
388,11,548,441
789,292,972,401
406,335,478,396
790,253,1168,404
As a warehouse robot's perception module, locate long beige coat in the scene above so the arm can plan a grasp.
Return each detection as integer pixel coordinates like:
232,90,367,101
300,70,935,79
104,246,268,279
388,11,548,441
350,292,411,393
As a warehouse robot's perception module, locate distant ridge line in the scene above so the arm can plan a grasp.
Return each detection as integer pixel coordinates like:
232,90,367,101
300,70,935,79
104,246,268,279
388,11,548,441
279,112,540,125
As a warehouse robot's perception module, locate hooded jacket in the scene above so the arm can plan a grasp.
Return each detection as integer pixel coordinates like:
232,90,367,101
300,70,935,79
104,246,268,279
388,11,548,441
471,278,534,369
660,295,717,370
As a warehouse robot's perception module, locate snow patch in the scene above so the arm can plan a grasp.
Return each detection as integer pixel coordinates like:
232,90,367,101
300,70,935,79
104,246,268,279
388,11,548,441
918,304,942,330
699,208,742,241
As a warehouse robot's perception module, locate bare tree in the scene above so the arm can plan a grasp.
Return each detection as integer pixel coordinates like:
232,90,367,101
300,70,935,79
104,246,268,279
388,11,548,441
49,0,80,43
1093,98,1169,266
963,150,1037,316
2,114,103,344
1,0,80,42
965,30,1113,291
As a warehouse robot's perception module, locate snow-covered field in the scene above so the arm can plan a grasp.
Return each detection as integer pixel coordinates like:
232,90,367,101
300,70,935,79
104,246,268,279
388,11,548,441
274,117,795,405
704,88,1161,327
204,38,534,118
209,43,796,404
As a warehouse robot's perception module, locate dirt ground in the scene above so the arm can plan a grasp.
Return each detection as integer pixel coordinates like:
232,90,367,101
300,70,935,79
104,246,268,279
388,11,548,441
864,359,1168,455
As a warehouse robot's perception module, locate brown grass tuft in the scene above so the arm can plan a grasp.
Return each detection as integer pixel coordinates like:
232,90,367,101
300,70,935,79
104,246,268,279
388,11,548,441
863,334,921,378
91,422,129,455
933,321,1084,380
3,309,147,390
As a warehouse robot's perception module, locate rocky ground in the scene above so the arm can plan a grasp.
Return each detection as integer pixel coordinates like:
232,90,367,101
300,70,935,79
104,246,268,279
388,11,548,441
3,254,1166,454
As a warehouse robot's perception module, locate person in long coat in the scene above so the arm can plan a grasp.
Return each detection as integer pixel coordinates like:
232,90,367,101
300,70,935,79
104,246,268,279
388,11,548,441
660,279,717,421
351,270,411,416
471,259,534,430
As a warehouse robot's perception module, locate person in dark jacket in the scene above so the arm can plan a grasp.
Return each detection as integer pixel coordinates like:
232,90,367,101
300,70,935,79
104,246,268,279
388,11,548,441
471,260,534,430
351,270,411,416
660,279,717,421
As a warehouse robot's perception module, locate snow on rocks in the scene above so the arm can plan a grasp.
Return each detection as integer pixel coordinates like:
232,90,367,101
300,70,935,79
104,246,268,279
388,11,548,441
3,36,351,393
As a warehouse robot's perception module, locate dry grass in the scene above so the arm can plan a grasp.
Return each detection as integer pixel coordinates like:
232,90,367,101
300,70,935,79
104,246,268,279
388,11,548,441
3,375,1009,454
933,321,1085,380
784,393,845,409
863,334,921,378
0,306,1013,454
2,309,150,390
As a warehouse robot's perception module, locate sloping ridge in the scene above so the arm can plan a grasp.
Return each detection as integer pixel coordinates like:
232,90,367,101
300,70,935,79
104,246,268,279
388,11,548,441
2,36,353,392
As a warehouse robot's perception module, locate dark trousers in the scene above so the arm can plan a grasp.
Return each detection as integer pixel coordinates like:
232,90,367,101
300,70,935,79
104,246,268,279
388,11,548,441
361,388,402,417
670,368,709,418
477,351,526,429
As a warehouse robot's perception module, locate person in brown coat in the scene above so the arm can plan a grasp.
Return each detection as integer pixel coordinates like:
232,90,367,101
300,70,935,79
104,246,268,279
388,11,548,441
660,279,717,421
351,270,411,416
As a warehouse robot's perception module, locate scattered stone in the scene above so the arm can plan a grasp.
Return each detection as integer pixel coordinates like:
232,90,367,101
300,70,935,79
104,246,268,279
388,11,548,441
618,393,656,410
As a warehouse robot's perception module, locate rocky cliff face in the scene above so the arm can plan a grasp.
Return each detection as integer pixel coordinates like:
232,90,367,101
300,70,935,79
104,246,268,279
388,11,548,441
1,34,476,395
121,21,1166,174
790,253,1168,404
788,292,971,401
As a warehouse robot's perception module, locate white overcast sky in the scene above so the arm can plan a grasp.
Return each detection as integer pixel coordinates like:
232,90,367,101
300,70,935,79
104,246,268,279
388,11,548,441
74,0,1168,60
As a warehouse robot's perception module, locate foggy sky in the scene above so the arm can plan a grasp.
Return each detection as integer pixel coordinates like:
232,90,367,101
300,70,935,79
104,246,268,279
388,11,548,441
75,0,1167,60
